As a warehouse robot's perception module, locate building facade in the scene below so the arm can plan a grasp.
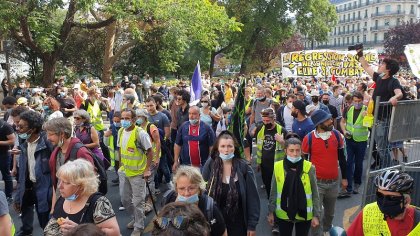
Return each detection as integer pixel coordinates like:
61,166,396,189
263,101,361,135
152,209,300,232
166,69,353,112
305,0,420,52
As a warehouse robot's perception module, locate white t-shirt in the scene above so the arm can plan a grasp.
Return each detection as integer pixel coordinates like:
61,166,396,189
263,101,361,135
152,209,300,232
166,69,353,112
283,106,294,132
117,127,152,152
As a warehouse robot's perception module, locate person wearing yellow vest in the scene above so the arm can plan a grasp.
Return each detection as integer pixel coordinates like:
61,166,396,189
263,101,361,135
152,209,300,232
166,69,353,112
0,191,15,236
104,111,122,183
244,87,254,118
254,108,287,198
339,91,369,197
117,108,153,236
267,137,321,235
347,169,420,236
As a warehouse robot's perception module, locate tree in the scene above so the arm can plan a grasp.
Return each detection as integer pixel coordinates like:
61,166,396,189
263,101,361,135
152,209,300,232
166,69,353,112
384,21,420,60
0,0,116,86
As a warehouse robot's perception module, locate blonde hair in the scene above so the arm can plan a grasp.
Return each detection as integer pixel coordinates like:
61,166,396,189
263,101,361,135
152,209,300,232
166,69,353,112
57,159,99,196
173,166,206,192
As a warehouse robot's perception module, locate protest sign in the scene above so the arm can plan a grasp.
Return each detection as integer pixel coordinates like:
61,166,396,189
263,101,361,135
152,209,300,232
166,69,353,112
281,49,378,77
404,44,420,79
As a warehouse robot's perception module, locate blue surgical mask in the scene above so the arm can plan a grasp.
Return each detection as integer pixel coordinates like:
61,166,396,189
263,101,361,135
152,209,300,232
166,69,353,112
286,155,302,163
43,105,49,110
189,119,199,125
121,120,131,129
136,118,144,125
177,193,199,203
114,122,121,128
219,152,235,161
60,92,66,97
18,132,31,140
65,188,80,201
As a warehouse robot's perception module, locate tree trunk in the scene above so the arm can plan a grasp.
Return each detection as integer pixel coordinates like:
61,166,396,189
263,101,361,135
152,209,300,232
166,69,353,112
102,21,116,83
240,47,252,74
41,55,57,87
209,51,216,78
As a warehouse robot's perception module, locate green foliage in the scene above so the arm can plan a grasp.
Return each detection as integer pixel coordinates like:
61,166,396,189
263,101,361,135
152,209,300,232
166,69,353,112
384,21,420,60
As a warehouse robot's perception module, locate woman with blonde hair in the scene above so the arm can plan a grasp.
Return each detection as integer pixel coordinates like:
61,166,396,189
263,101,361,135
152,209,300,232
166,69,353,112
161,165,226,236
44,159,120,236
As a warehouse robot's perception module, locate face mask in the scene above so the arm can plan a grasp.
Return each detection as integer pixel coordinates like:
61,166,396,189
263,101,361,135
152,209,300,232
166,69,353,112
177,193,199,204
322,100,329,105
57,138,64,147
317,131,332,140
18,131,31,140
43,105,49,110
114,122,121,128
264,123,274,129
136,118,144,125
169,95,174,100
121,120,131,129
65,188,80,202
286,102,293,109
353,102,363,109
189,119,199,125
377,193,405,219
201,102,208,108
60,92,66,97
219,153,235,161
287,155,302,163
312,97,319,103
258,96,267,102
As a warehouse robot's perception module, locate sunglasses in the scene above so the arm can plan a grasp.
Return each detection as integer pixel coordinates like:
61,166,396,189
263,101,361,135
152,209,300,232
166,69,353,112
376,191,404,202
154,216,189,230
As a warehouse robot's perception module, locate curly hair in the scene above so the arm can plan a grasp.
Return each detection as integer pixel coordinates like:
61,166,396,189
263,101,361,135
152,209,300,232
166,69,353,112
57,159,99,196
43,97,60,111
19,110,44,133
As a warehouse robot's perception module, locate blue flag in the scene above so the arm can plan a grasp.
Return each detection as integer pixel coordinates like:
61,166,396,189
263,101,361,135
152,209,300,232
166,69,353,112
190,61,202,103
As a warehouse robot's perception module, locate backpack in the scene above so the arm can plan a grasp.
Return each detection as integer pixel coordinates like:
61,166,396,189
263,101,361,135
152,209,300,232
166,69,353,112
162,190,215,225
69,142,108,195
146,122,173,162
306,129,340,161
79,192,103,223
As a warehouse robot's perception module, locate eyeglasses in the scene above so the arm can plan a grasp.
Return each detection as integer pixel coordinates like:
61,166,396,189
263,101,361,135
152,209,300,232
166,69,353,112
177,185,198,194
16,125,29,130
154,216,189,230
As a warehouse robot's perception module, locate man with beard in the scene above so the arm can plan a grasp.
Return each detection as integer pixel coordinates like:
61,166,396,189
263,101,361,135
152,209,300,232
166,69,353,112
347,170,420,235
291,100,315,140
302,109,347,236
255,108,287,198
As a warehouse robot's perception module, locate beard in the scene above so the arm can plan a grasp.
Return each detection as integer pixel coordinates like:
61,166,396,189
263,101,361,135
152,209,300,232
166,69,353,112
291,112,298,118
320,123,333,131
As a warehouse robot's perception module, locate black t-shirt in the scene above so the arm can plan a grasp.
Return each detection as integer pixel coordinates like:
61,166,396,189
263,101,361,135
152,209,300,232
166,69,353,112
327,104,338,119
254,124,287,167
0,121,14,152
372,72,401,119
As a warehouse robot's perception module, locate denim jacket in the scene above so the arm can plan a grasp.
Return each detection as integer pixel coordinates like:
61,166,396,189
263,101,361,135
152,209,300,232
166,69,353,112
15,132,54,213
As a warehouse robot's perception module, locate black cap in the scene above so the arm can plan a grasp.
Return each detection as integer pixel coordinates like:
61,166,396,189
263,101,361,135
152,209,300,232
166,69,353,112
292,100,307,116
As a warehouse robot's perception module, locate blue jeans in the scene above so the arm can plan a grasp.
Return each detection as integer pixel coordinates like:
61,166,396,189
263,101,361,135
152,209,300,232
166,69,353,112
346,139,367,192
374,119,391,167
0,154,13,198
155,154,171,186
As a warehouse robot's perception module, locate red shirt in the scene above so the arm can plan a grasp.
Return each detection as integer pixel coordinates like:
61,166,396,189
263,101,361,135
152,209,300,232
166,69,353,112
347,206,415,236
302,131,344,179
188,124,200,167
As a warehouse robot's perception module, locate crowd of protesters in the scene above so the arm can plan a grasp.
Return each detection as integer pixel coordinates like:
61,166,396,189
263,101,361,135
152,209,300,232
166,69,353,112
0,52,419,236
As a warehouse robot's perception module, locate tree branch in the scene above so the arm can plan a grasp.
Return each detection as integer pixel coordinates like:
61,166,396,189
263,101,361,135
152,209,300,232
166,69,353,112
110,40,137,65
72,17,116,29
89,8,103,22
18,18,42,55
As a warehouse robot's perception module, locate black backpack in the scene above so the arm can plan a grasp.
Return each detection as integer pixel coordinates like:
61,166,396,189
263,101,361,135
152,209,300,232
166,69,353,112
69,142,108,195
162,190,215,225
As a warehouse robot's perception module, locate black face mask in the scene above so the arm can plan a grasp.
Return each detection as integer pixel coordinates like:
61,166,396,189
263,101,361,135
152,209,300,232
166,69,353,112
322,100,329,105
264,123,274,129
320,123,333,131
376,192,405,219
312,97,319,103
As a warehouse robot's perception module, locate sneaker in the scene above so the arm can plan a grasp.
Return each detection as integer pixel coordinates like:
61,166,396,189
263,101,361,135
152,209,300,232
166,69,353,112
130,228,143,236
111,178,119,184
144,202,153,214
337,190,351,199
126,219,135,229
119,202,125,211
272,225,280,234
353,184,360,194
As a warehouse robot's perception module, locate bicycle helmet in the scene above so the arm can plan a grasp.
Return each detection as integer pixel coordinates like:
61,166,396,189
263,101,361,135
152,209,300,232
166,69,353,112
374,170,414,193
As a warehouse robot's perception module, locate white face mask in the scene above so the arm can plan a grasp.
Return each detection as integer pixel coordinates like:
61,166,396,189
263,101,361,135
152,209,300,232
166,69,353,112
317,131,332,140
287,102,293,109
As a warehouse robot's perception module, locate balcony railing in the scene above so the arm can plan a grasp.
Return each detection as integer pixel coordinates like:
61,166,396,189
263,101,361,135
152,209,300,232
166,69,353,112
371,11,405,17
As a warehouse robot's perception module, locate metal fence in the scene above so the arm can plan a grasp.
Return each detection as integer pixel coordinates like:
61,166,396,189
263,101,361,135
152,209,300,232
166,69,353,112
362,98,420,207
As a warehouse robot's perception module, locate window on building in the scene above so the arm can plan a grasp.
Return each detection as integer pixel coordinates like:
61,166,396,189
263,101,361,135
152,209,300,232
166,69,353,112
354,1,356,7
384,32,388,39
347,37,350,44
396,18,400,26
410,18,414,23
357,23,360,31
384,19,390,27
357,35,360,43
385,5,391,13
344,3,347,10
365,9,368,18
353,12,356,20
375,7,379,15
352,36,354,44
347,25,350,32
411,5,414,14
334,38,337,46
397,5,401,13
358,11,361,19
363,34,367,43
375,20,378,28
374,33,378,43
348,13,350,21
352,24,355,32
335,27,337,35
338,38,341,45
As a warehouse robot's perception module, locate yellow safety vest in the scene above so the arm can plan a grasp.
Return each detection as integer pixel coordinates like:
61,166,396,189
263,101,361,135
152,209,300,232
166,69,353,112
245,98,253,112
362,202,420,236
274,160,313,220
256,124,285,164
86,101,104,131
108,134,115,167
346,106,368,142
118,126,147,177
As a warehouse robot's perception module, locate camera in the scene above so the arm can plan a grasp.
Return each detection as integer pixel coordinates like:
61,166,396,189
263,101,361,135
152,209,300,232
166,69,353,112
348,43,363,51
